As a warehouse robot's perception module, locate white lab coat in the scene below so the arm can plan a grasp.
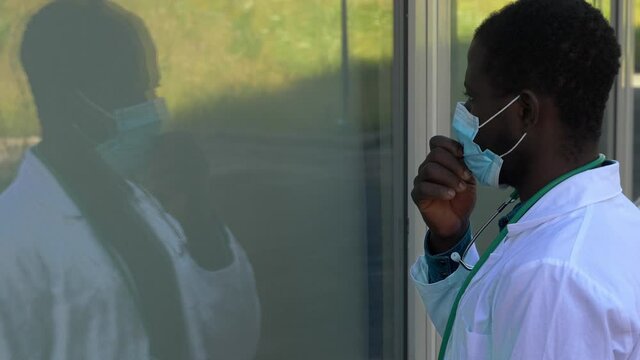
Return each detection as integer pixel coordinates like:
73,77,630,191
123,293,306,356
412,162,640,359
0,150,261,359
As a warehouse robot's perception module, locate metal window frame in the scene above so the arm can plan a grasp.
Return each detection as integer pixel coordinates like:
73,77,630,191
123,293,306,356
609,0,635,197
407,1,429,359
407,0,451,359
392,0,409,359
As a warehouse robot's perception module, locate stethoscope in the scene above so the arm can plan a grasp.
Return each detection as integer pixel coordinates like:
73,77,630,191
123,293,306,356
450,191,519,271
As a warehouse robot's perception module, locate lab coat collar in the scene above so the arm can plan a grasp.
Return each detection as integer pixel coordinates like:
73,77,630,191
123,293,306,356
506,161,621,236
13,148,84,217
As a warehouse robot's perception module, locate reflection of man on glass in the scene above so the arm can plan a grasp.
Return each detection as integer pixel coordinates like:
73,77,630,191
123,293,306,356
0,1,259,359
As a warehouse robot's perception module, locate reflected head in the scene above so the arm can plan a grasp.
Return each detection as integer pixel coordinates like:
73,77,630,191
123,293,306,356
20,1,159,142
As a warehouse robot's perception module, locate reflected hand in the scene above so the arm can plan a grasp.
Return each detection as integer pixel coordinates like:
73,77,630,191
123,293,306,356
411,136,476,253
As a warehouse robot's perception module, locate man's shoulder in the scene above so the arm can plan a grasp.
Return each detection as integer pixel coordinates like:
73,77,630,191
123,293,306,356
0,165,87,255
0,176,37,232
581,193,640,249
499,195,640,316
509,193,640,257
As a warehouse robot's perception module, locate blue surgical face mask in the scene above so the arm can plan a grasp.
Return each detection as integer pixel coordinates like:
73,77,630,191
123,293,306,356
451,95,526,188
78,92,168,178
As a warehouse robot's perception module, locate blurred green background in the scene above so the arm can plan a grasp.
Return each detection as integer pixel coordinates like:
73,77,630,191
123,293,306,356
0,0,393,137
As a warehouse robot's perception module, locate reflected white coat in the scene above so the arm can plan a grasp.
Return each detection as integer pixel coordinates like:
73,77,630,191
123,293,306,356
0,150,261,360
412,162,640,359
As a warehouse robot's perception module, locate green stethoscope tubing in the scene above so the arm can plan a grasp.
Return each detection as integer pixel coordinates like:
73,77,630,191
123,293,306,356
437,154,606,360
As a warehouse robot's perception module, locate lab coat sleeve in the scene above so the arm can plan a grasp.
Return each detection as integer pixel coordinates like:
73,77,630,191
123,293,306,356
491,260,633,359
410,245,479,335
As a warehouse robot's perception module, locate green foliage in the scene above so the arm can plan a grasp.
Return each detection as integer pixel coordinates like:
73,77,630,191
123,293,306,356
456,0,612,42
455,0,512,41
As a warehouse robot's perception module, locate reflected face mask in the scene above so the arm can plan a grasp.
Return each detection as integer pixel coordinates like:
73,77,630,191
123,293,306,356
79,93,168,177
451,95,526,188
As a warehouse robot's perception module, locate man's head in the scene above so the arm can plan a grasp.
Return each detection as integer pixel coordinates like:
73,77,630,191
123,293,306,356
464,0,620,186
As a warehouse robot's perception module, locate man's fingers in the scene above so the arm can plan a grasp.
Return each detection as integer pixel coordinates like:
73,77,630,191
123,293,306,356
414,162,467,193
429,135,464,157
420,147,471,182
412,182,456,202
417,156,429,173
418,147,467,177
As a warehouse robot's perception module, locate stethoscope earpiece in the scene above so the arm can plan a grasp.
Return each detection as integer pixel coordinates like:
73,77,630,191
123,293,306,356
450,252,461,262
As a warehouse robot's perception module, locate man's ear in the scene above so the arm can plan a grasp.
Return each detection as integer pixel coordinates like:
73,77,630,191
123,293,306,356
518,90,539,131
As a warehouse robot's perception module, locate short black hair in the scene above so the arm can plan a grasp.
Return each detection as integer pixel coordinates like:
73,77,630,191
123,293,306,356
474,0,620,156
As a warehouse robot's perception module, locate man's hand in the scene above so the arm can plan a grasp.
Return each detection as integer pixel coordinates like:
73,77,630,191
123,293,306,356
411,136,476,253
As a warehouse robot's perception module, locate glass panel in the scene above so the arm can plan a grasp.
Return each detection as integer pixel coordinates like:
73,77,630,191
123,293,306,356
0,1,403,359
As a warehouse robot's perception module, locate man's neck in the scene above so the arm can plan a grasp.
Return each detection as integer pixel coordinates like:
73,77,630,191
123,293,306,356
515,148,599,202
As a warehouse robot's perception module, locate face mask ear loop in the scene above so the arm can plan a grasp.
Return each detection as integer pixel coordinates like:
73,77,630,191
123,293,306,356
479,94,521,129
76,91,116,121
500,132,527,158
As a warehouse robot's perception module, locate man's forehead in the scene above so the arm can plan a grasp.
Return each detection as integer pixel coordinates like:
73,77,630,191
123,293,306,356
465,40,491,93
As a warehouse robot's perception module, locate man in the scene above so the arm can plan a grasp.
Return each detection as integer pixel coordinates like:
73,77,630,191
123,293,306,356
411,0,640,359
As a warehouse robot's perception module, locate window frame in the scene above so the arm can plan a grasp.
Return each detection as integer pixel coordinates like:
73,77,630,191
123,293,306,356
407,0,451,359
608,0,635,197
